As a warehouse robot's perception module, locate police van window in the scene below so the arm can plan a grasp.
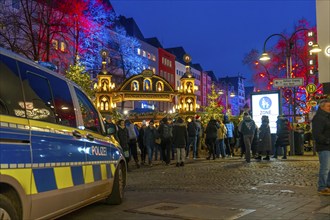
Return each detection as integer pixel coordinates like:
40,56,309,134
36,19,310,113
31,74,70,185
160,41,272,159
0,54,25,117
75,88,101,133
19,62,77,127
20,71,56,123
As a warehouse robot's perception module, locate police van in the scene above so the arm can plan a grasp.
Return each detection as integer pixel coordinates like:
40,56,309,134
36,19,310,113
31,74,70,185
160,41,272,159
0,48,127,220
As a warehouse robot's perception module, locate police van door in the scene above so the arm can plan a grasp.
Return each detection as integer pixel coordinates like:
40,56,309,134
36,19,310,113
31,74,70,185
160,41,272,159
0,53,33,220
73,88,115,198
17,61,89,219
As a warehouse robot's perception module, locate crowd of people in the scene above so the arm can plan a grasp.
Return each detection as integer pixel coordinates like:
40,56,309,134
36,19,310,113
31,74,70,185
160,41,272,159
103,112,296,167
103,98,329,196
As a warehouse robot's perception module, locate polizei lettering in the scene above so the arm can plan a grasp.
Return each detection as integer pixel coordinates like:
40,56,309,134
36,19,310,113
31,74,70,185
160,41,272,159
91,146,107,156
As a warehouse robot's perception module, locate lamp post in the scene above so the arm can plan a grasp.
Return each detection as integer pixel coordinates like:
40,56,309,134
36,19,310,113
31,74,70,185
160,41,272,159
259,28,321,156
218,82,235,114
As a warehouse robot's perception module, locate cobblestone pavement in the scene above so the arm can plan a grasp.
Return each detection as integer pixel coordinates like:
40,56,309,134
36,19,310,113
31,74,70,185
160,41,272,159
127,156,319,197
60,154,330,220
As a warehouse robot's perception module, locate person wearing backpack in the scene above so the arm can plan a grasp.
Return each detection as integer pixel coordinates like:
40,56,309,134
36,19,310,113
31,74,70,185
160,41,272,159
186,117,198,159
158,117,173,165
238,112,257,163
125,119,140,168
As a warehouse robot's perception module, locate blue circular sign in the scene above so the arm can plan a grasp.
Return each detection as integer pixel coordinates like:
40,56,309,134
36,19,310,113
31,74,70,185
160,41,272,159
259,97,272,110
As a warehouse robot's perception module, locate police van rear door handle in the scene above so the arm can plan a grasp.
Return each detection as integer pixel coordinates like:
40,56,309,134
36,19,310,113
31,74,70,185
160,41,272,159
86,133,94,141
72,130,82,139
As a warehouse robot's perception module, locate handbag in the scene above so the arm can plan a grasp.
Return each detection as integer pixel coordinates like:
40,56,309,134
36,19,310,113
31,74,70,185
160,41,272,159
155,138,161,144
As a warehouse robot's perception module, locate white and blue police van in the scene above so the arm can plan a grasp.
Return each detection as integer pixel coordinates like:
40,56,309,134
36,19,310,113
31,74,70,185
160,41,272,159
0,47,127,220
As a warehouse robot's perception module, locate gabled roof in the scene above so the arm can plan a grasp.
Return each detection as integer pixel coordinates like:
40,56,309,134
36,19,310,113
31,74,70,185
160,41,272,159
145,37,163,48
165,47,186,64
118,16,145,40
191,63,203,71
205,71,217,82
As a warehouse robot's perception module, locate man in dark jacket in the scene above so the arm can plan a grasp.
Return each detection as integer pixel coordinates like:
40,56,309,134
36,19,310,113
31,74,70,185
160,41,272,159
205,118,219,160
172,117,188,166
238,112,257,163
186,117,198,159
273,116,290,159
312,99,330,195
158,117,172,165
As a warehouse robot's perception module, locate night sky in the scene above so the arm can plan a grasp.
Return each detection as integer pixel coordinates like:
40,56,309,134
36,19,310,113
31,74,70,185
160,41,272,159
111,0,316,85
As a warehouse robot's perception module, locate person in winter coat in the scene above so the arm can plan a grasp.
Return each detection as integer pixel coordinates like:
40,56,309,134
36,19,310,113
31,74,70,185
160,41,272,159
216,119,227,158
143,120,158,166
117,119,130,164
312,99,330,195
104,115,118,141
172,117,188,167
195,115,203,158
256,115,272,161
158,117,173,165
224,115,235,157
186,117,198,159
138,123,147,165
205,118,220,160
125,119,140,168
238,112,257,163
273,116,290,159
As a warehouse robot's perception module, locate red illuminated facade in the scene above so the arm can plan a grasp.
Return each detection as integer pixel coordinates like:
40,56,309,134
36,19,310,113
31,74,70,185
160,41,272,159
158,48,176,112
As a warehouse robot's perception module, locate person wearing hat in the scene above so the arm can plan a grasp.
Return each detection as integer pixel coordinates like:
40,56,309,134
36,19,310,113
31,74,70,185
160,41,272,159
238,112,257,163
312,99,330,195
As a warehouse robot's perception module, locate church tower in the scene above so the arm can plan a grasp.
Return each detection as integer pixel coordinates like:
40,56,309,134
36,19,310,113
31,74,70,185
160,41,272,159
95,50,116,115
177,54,198,114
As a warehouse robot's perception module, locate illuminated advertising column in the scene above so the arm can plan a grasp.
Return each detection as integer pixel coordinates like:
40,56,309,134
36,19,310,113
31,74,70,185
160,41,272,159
316,0,330,93
251,91,281,134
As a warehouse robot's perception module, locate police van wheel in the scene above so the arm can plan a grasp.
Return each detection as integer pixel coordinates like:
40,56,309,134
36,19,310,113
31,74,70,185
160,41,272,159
106,163,125,205
0,194,19,220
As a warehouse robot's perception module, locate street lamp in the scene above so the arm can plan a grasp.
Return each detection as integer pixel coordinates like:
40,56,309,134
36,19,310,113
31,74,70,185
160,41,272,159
259,28,321,155
218,82,235,114
259,29,321,78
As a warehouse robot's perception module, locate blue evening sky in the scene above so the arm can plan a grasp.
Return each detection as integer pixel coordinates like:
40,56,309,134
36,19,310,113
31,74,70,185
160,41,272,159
111,0,316,85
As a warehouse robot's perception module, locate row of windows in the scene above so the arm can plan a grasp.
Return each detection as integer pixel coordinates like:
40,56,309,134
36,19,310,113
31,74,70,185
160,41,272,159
137,48,156,61
162,57,172,68
142,65,156,74
52,40,67,52
176,69,201,80
159,70,174,84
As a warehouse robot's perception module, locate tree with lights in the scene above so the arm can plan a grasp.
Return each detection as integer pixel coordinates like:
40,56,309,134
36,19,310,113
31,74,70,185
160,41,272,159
63,0,115,69
0,0,69,61
201,84,224,124
243,19,322,117
109,27,149,79
65,59,94,99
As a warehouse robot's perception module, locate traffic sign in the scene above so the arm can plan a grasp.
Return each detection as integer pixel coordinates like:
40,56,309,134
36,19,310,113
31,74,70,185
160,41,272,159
273,78,304,87
283,89,293,99
306,83,317,94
